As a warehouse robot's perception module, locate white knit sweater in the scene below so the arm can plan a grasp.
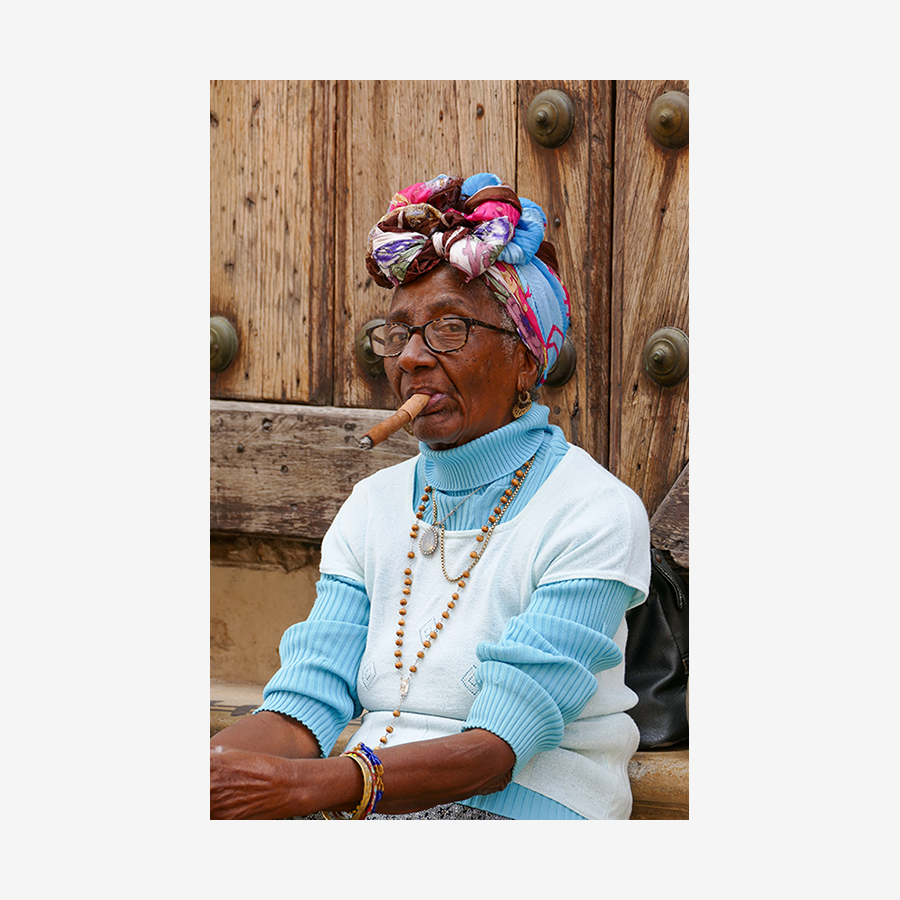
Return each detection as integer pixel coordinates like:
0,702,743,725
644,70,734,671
321,443,650,820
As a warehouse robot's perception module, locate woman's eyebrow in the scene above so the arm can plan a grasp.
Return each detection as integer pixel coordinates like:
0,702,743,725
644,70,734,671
389,295,476,322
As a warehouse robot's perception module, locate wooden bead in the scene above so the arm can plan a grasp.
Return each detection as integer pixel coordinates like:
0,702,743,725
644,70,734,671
476,535,484,542
404,578,412,585
394,650,402,657
386,726,393,733
436,622,443,629
516,470,524,478
511,478,520,487
423,640,431,648
409,665,417,673
404,568,412,575
429,631,437,639
451,593,459,600
417,651,425,658
448,601,455,609
395,661,403,669
393,710,401,717
380,736,388,743
481,525,489,532
442,611,450,619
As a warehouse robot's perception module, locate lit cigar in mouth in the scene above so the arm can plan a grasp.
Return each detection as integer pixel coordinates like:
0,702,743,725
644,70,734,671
358,393,430,450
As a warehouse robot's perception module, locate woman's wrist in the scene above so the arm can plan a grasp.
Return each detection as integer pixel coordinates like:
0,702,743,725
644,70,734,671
288,755,365,818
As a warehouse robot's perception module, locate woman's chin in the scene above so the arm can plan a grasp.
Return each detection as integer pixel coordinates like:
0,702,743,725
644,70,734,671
412,412,460,450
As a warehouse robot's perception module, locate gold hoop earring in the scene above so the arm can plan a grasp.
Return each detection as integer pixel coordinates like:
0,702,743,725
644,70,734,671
512,390,532,419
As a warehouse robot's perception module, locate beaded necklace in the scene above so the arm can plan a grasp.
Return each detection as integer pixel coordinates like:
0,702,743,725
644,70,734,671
376,455,536,748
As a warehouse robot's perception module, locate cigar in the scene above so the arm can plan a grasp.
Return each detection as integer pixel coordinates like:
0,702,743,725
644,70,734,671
358,393,430,450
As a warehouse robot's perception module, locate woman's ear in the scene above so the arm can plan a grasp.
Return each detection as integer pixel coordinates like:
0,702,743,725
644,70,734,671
516,344,540,393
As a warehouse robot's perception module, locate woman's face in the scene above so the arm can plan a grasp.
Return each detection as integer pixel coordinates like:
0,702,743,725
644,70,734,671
383,265,538,451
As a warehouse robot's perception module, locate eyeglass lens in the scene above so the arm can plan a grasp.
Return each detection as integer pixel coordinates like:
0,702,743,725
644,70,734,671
370,318,471,356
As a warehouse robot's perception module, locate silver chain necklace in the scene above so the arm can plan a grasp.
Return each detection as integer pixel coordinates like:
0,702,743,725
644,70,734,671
418,484,484,556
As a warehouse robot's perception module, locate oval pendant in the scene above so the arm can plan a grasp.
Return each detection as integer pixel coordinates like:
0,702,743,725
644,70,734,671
419,526,438,556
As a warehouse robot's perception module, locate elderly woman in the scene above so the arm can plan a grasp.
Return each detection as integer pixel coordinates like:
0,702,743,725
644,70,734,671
210,173,650,820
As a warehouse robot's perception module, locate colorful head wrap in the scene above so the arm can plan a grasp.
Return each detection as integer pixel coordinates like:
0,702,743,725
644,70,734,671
365,173,571,384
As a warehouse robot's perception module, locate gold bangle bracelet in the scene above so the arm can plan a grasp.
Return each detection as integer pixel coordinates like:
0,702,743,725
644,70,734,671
321,751,373,820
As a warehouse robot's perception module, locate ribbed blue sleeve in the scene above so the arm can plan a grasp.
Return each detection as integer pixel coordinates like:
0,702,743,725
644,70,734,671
255,574,369,757
463,577,632,776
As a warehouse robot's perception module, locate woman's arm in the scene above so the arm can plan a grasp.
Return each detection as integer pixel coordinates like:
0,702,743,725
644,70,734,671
210,726,514,820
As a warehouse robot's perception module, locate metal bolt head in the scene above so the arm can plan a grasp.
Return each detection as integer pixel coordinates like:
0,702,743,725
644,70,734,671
526,90,575,148
356,318,386,378
643,327,689,386
647,91,689,149
210,316,239,372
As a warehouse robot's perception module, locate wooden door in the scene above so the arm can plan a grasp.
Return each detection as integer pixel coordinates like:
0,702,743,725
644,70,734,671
210,79,688,540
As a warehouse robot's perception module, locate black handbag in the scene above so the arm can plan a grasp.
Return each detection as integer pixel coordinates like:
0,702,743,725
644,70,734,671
624,547,689,750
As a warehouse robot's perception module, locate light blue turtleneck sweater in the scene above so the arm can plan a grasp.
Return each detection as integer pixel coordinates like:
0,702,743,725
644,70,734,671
258,404,635,819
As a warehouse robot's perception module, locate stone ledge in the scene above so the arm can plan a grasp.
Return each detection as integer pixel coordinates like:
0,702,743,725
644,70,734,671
211,680,688,819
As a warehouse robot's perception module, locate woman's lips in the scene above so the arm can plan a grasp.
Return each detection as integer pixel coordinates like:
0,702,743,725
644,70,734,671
408,391,447,413
425,392,446,411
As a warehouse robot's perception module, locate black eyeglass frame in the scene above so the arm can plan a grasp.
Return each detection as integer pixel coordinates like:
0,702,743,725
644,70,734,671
365,316,520,358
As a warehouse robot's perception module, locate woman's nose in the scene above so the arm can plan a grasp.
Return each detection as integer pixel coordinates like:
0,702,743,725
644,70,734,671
395,329,436,371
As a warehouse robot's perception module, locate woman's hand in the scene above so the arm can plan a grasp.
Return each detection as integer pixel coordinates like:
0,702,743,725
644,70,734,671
210,744,366,820
210,746,310,820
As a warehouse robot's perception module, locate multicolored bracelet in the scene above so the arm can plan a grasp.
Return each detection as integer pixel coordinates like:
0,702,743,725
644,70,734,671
321,743,385,820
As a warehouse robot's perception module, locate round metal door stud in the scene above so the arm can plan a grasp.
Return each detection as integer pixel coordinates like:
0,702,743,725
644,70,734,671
210,316,239,372
526,90,575,148
647,91,689,149
543,335,577,388
643,327,689,387
356,318,386,377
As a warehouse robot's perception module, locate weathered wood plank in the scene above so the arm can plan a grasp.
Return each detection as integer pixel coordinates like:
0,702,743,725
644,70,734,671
516,81,614,462
521,82,614,460
210,80,335,405
610,80,689,516
650,462,689,568
211,400,418,540
335,80,519,411
628,747,689,819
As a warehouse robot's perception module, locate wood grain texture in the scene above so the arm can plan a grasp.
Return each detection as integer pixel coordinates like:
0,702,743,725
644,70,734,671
210,400,418,540
210,81,335,404
334,81,519,411
610,80,689,516
516,81,614,461
628,747,689,819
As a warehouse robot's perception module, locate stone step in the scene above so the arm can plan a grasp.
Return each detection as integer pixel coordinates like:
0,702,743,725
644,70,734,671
211,680,688,819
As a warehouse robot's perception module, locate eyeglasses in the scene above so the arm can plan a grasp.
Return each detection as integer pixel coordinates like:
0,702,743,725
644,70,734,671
366,316,519,358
